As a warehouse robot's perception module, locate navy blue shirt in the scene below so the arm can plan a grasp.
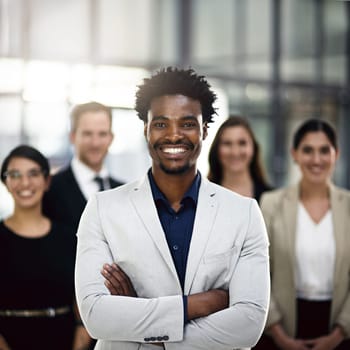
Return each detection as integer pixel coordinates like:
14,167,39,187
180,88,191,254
148,170,200,322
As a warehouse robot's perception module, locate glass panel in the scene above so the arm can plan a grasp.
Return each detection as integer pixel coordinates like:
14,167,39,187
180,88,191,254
281,0,316,81
0,97,22,160
0,181,14,220
69,64,94,104
92,65,148,108
192,0,234,68
23,60,69,102
0,58,23,92
98,0,155,64
29,0,90,60
244,0,271,79
0,0,23,56
156,0,178,63
324,1,346,84
23,101,70,157
108,108,150,182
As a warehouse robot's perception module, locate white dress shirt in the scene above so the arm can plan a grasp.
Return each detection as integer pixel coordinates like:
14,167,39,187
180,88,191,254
295,202,335,300
71,157,110,200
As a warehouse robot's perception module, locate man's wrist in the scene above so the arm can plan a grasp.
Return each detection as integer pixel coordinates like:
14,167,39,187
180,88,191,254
75,320,85,327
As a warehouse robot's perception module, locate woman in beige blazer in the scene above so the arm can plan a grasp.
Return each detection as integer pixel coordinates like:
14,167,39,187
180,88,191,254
254,119,350,350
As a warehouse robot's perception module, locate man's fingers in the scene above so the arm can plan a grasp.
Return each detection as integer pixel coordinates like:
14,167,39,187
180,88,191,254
102,263,136,296
112,264,137,296
101,266,125,295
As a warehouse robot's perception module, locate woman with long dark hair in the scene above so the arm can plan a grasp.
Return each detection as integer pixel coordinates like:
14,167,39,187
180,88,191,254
208,115,272,202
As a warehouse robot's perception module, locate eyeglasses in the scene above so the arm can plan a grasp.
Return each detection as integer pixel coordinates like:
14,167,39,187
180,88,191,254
3,169,46,182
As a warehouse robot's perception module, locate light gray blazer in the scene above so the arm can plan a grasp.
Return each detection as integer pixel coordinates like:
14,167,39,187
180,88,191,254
260,183,350,338
75,175,270,350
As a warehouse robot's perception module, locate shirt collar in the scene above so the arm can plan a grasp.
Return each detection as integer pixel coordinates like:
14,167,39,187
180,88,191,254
148,169,201,205
71,156,109,182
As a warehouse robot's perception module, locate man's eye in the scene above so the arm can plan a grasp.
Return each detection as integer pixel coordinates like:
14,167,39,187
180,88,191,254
154,122,166,128
183,122,196,128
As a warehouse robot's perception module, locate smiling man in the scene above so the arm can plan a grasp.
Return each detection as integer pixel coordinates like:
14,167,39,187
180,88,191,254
43,102,123,230
43,102,124,350
75,67,270,350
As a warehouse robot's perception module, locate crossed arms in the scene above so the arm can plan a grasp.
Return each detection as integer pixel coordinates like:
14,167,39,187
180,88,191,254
101,263,229,322
75,192,270,349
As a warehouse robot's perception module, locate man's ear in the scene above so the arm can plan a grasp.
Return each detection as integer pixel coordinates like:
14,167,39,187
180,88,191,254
202,122,208,140
108,131,114,146
69,131,75,144
143,123,148,138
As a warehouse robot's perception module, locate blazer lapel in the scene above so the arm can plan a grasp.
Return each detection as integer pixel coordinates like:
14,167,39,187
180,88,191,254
129,176,179,282
184,179,218,294
330,184,346,286
282,185,299,268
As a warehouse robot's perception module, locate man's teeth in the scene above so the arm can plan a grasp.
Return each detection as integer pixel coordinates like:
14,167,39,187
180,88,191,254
163,148,186,154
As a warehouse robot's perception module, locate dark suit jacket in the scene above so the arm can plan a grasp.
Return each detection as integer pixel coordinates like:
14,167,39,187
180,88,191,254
43,165,123,230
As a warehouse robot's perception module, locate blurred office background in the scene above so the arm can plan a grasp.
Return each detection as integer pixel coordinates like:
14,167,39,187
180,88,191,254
0,0,349,197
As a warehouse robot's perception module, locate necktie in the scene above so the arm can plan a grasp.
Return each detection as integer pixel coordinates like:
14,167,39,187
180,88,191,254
94,176,105,191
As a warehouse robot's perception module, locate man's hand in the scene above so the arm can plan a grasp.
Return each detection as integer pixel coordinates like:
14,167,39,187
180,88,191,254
0,334,11,350
187,289,229,320
72,325,91,350
101,263,137,297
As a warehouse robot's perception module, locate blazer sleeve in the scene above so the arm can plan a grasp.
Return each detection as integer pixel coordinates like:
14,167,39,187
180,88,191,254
259,192,283,329
75,194,184,343
333,189,350,338
336,297,350,338
166,199,270,350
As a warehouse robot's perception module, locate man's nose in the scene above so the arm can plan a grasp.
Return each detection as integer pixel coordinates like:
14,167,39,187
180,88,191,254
166,124,182,142
90,134,102,145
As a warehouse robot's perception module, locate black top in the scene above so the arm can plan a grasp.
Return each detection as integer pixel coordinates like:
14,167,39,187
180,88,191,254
43,165,123,230
0,221,77,350
254,180,273,204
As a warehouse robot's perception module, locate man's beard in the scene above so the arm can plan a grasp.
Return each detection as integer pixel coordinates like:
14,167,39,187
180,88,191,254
152,139,195,175
159,162,191,175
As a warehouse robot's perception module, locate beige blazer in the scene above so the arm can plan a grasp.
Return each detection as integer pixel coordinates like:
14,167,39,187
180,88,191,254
260,183,350,337
75,175,270,350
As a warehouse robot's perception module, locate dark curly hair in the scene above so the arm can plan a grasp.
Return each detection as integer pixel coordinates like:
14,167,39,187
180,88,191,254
135,67,217,124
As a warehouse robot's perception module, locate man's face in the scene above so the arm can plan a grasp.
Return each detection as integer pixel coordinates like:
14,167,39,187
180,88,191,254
144,94,207,176
70,111,114,172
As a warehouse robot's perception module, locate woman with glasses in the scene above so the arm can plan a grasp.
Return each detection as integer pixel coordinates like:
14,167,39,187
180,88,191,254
0,145,78,350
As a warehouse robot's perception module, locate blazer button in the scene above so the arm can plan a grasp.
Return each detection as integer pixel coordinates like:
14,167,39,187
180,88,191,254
150,337,156,341
144,337,150,342
163,335,169,341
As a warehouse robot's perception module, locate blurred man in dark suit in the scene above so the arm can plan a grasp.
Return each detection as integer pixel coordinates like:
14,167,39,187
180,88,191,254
44,102,123,229
43,101,123,350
